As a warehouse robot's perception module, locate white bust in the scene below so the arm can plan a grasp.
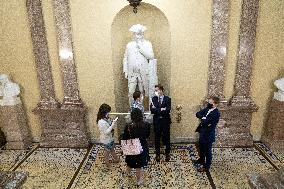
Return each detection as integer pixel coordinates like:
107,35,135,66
273,77,284,101
0,74,21,106
123,24,155,108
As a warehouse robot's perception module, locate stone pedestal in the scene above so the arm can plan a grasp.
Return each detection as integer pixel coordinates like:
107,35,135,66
262,99,284,151
0,171,28,189
34,106,89,148
247,167,284,189
0,104,32,149
215,105,258,147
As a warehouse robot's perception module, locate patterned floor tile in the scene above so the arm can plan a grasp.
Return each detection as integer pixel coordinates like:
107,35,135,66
209,148,276,189
71,144,211,189
0,144,38,171
15,148,88,189
255,142,283,168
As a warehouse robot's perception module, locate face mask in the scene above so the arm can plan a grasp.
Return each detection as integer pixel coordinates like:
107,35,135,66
155,91,159,96
140,95,144,102
105,112,109,118
207,103,213,109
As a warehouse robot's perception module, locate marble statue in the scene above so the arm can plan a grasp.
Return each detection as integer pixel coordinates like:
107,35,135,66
0,74,21,106
273,77,284,101
123,24,158,108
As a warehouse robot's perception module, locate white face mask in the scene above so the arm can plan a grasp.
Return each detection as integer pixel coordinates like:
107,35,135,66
155,91,159,96
140,95,144,102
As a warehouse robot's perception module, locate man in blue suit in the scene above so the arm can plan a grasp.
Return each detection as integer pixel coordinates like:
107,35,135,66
150,84,171,162
195,96,220,172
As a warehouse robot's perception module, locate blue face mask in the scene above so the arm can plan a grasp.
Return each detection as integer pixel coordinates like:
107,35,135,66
105,112,109,118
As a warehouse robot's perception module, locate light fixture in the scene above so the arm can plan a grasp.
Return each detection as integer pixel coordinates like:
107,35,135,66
127,0,142,14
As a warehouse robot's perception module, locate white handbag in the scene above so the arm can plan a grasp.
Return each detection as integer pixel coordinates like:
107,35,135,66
121,125,143,155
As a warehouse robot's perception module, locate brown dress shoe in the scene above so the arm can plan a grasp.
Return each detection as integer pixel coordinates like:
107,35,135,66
197,167,208,172
165,154,170,162
155,156,160,162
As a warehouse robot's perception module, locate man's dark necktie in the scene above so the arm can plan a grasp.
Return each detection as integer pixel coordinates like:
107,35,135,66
158,97,162,107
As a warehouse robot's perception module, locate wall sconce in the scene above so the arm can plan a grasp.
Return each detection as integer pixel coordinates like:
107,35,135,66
175,105,182,123
127,0,142,14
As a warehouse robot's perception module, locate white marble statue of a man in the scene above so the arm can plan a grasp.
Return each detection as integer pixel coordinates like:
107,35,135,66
123,24,155,108
274,77,284,101
0,74,21,106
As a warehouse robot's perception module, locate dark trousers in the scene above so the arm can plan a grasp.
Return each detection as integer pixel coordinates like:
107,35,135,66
154,118,170,156
199,141,213,169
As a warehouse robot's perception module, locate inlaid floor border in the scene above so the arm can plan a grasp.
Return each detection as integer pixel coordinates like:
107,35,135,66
66,144,93,189
254,142,280,170
11,143,40,171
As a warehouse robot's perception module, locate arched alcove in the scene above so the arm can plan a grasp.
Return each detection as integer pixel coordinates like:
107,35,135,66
111,3,171,113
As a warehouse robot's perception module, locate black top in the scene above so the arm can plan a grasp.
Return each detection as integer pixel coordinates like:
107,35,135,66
123,122,151,168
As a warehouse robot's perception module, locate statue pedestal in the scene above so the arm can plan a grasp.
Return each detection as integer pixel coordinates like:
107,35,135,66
34,106,89,148
0,103,32,149
0,171,28,189
262,99,284,151
247,167,284,189
215,103,258,147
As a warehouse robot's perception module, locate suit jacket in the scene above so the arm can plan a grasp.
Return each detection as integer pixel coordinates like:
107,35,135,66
196,107,220,143
150,95,171,125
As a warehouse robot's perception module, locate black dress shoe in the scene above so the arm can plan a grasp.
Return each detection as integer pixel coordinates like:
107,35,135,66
165,154,170,162
155,156,160,162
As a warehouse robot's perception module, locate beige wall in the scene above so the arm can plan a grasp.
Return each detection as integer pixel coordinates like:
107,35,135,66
251,0,284,140
0,0,283,142
0,0,41,142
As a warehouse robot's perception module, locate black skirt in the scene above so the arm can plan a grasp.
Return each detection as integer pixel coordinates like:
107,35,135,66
125,146,149,168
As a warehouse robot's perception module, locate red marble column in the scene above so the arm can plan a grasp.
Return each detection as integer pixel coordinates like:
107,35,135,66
215,0,260,147
26,0,59,109
207,0,230,102
53,0,83,107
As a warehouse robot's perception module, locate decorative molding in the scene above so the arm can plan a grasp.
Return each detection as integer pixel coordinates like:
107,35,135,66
127,0,142,13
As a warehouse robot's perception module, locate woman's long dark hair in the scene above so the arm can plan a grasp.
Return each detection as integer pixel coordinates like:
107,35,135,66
130,108,144,128
96,103,111,123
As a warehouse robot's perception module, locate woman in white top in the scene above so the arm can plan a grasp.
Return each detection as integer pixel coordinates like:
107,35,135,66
97,103,119,168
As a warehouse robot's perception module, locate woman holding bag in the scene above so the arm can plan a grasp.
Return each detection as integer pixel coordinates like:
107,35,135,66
123,108,150,186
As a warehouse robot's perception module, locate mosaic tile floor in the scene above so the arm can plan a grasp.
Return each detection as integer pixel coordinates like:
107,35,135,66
0,142,281,189
16,148,87,189
71,144,210,189
0,144,38,171
209,148,276,189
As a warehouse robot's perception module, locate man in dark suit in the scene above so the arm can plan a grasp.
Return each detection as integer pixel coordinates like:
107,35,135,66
195,96,220,172
150,84,171,162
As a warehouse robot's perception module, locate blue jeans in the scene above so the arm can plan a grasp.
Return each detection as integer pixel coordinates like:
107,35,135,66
103,141,114,151
199,142,213,169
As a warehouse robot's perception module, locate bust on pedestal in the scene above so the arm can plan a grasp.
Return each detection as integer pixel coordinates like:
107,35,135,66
0,74,32,149
273,77,284,101
262,77,284,151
